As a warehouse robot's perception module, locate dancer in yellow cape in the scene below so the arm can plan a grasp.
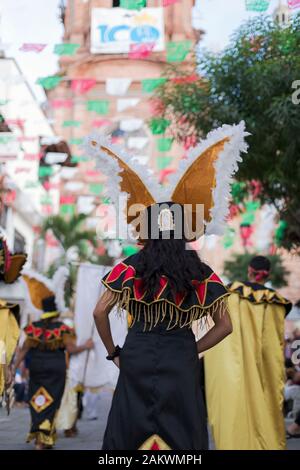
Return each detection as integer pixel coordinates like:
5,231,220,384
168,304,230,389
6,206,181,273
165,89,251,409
0,236,26,407
205,256,292,450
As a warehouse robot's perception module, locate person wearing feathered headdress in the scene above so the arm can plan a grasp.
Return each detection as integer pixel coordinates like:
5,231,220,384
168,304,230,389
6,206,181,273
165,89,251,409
204,255,292,450
87,122,249,450
0,236,26,409
13,268,94,450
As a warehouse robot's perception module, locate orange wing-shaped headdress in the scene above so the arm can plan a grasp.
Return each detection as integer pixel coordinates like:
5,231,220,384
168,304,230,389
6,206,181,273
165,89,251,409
21,267,69,319
83,121,249,239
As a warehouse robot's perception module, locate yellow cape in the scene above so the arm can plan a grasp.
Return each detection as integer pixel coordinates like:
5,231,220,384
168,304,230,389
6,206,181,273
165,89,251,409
0,300,20,395
204,282,289,450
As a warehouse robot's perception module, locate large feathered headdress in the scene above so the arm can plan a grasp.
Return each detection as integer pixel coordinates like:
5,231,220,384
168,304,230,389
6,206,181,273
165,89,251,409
0,237,27,284
21,267,69,320
83,121,249,240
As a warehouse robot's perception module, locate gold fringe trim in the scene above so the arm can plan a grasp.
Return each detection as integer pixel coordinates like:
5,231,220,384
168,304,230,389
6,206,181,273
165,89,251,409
229,281,291,306
104,284,229,331
25,337,65,350
27,431,56,446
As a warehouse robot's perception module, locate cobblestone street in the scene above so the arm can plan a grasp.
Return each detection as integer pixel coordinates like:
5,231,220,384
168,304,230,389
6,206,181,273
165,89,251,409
1,388,300,451
0,389,112,450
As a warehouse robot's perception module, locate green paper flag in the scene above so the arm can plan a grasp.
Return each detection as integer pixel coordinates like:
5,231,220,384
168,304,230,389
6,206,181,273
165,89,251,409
231,181,247,204
245,0,270,12
39,166,53,177
245,200,260,212
123,245,139,256
69,138,84,145
36,75,62,90
54,43,80,56
89,183,104,195
87,100,109,115
101,197,110,205
24,181,39,189
60,204,75,216
0,135,15,144
63,120,82,128
142,78,167,93
120,0,146,10
157,137,173,152
40,195,53,205
71,155,88,163
157,156,173,170
166,40,192,62
241,211,255,225
223,228,236,249
149,118,170,135
274,220,287,246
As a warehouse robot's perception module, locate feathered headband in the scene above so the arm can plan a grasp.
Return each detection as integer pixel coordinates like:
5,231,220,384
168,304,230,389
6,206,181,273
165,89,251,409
83,121,249,240
21,266,69,320
0,237,27,284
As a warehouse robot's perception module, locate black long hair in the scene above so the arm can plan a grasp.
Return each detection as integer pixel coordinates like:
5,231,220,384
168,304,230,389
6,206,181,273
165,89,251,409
136,238,207,299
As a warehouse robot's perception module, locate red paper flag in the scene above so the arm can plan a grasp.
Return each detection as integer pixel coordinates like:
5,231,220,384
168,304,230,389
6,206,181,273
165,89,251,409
42,205,54,216
3,191,16,205
15,167,31,173
60,195,76,205
17,136,36,142
163,0,179,6
19,43,46,53
43,181,60,190
85,170,102,179
92,118,112,128
171,74,198,84
6,119,25,131
288,0,300,8
71,78,97,94
50,99,73,109
129,42,155,59
24,153,41,161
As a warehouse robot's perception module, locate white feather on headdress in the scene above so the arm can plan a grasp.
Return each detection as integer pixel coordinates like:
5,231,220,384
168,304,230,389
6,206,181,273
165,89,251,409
21,266,69,317
83,122,249,237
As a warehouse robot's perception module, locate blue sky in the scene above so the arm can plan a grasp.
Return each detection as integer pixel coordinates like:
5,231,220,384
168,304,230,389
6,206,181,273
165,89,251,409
0,0,294,101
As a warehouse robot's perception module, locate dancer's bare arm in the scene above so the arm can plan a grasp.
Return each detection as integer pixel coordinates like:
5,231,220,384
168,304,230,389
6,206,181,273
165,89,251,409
93,289,119,365
196,304,232,354
14,343,30,370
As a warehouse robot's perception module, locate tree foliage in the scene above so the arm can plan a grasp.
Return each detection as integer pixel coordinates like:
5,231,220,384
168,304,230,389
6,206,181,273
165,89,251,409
155,14,300,250
41,213,97,258
223,252,289,288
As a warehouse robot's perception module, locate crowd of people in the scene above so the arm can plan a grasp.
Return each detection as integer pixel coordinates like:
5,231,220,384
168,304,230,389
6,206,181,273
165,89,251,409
285,326,300,437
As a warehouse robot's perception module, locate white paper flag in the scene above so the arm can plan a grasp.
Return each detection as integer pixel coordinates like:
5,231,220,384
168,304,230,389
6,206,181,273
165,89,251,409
77,196,95,215
40,136,62,145
117,98,140,112
64,181,85,192
120,118,144,132
127,137,148,149
132,155,149,165
106,78,132,96
60,167,78,179
45,152,68,164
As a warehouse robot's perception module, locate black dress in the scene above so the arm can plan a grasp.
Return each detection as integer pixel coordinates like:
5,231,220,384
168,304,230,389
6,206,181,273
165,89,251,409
24,320,74,446
101,253,229,451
